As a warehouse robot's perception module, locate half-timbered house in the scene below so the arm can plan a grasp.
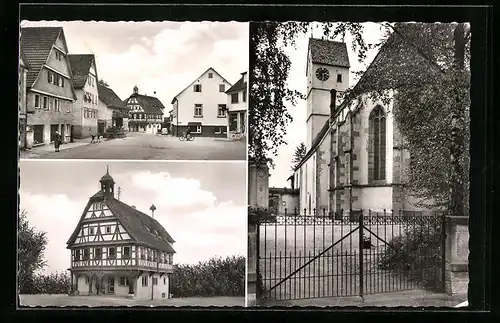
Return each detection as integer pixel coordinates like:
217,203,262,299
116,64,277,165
21,27,76,145
125,86,165,134
67,168,175,299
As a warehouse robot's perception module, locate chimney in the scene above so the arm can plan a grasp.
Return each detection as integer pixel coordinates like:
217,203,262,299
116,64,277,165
131,205,136,209
150,204,157,218
330,89,337,121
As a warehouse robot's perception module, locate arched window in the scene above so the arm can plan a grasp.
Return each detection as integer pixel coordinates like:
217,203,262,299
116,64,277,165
368,106,386,182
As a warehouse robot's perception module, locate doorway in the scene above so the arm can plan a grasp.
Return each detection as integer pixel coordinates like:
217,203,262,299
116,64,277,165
33,125,44,144
98,120,105,134
50,124,58,142
107,276,115,294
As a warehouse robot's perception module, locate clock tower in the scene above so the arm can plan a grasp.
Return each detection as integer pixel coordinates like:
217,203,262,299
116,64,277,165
305,38,350,150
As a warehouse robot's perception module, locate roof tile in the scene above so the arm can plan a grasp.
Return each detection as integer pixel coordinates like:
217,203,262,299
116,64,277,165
68,54,94,89
309,38,350,68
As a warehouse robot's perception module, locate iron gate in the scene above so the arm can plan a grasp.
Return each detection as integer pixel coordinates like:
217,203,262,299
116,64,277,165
257,209,446,301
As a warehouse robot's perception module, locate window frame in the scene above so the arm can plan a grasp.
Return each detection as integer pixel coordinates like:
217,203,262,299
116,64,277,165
193,84,202,92
123,246,131,259
217,104,227,118
219,84,225,92
208,72,213,79
108,246,116,259
337,74,343,83
194,104,203,117
95,247,102,259
231,93,239,104
368,105,387,183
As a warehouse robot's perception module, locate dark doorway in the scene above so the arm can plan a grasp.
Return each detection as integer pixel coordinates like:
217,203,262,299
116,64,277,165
33,125,44,144
50,124,58,142
108,277,115,294
98,121,105,134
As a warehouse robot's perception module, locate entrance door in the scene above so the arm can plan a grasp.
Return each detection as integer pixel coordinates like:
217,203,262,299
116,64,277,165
33,125,44,144
50,124,58,142
98,121,105,134
108,277,115,294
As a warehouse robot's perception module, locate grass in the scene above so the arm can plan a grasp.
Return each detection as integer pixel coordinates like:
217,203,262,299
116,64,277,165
258,223,441,301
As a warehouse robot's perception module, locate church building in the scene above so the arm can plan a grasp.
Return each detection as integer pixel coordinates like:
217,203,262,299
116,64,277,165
66,168,175,300
287,37,417,216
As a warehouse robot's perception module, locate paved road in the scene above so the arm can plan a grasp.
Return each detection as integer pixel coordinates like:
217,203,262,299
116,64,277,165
19,294,245,307
24,133,246,160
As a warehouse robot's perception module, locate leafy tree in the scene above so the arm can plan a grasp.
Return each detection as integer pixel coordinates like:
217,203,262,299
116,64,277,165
18,210,48,294
98,79,109,87
290,142,307,171
250,22,470,214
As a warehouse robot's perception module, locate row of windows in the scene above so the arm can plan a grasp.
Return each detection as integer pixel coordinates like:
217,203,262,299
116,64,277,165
83,91,98,105
34,95,69,112
138,246,173,264
87,75,96,87
141,275,167,287
55,50,64,61
193,104,227,118
87,224,114,235
75,246,131,260
130,113,163,119
231,91,246,104
47,70,65,87
84,108,97,119
193,83,227,93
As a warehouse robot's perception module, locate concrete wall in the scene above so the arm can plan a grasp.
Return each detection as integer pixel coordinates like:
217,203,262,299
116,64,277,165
174,68,232,132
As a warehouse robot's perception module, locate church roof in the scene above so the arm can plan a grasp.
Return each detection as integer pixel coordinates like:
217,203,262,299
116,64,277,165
68,54,95,89
127,93,165,115
20,27,63,87
309,38,351,68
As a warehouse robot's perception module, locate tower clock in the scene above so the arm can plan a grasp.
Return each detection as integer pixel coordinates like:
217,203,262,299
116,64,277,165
315,67,330,81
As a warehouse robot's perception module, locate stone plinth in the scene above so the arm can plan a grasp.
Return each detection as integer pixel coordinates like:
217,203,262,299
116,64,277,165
445,216,469,295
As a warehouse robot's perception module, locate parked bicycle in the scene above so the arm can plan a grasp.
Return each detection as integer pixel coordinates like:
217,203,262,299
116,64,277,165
179,131,194,141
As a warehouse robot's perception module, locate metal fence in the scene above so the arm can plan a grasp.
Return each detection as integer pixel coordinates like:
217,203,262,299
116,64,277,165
257,209,446,301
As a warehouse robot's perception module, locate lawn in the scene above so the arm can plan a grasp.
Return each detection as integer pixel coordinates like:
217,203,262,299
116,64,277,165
258,222,441,301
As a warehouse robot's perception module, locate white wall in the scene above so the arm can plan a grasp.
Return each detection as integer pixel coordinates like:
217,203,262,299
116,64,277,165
134,274,169,300
174,68,232,127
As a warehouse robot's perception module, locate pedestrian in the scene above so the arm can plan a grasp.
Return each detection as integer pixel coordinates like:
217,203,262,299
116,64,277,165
54,131,61,152
90,128,95,143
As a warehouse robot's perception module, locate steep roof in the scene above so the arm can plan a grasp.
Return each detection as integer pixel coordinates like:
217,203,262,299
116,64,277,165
171,67,232,104
67,192,175,253
309,38,351,69
226,74,246,94
20,27,63,87
68,54,94,89
128,93,165,115
98,83,127,110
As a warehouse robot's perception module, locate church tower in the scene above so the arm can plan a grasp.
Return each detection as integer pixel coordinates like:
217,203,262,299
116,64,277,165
306,38,350,151
99,166,115,199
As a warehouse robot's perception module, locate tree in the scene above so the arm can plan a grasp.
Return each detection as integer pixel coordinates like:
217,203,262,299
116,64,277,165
250,22,470,214
290,142,306,171
18,210,48,294
98,79,109,87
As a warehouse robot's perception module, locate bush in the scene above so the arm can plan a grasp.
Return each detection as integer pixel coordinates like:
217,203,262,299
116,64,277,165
21,272,70,294
378,221,444,291
169,255,245,297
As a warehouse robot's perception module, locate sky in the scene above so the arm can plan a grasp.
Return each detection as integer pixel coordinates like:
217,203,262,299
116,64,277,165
268,22,388,188
19,160,247,274
20,20,249,112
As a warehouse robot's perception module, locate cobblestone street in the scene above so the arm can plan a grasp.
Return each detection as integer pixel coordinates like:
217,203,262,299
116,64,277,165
19,294,245,307
20,132,246,160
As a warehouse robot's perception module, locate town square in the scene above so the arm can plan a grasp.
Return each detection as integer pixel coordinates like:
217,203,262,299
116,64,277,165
18,21,248,161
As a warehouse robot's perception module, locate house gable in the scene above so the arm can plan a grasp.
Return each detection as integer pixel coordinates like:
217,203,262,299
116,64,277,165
171,67,232,104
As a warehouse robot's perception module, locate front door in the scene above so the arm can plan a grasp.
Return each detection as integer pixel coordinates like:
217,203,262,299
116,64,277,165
33,125,44,144
98,121,105,134
108,277,115,294
50,124,58,142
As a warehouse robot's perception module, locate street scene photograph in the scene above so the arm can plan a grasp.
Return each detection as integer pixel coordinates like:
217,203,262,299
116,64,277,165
18,20,248,160
247,21,470,307
18,160,246,307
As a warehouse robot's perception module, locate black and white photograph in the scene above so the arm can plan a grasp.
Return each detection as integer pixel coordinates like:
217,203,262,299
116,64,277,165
19,20,248,161
18,161,246,307
247,21,470,307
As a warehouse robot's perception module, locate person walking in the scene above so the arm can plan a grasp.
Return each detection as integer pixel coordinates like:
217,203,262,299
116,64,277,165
54,131,61,152
90,128,95,143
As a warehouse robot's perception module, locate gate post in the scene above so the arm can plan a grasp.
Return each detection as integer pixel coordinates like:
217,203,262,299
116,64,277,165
247,162,269,306
444,215,469,296
358,210,364,298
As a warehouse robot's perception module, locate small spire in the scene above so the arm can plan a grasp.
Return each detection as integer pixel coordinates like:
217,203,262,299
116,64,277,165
106,165,110,174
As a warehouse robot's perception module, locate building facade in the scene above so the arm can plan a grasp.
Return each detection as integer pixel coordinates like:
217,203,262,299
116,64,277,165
125,86,164,134
225,71,247,140
171,67,233,137
98,83,129,133
67,169,175,300
291,38,416,215
21,27,76,145
19,51,29,149
68,54,100,139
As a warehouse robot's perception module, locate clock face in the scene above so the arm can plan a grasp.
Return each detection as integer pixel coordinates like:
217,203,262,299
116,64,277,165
315,67,330,81
257,170,265,179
